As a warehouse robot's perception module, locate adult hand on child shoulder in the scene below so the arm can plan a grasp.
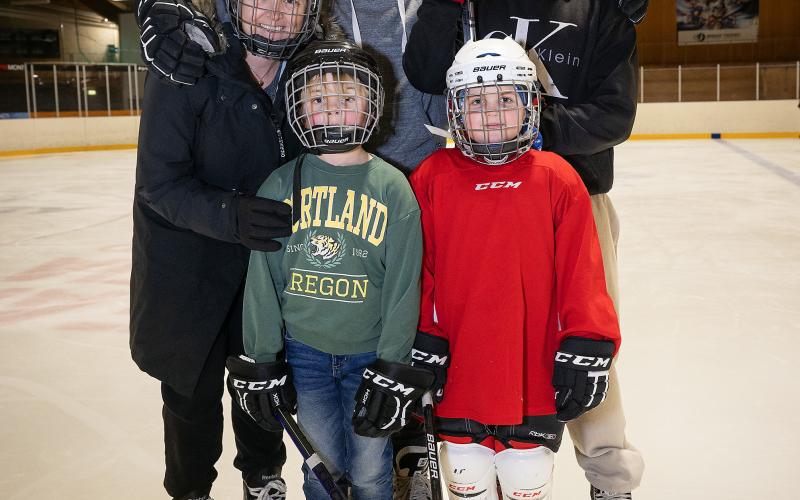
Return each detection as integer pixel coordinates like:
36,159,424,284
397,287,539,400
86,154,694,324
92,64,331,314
137,0,222,85
236,194,293,252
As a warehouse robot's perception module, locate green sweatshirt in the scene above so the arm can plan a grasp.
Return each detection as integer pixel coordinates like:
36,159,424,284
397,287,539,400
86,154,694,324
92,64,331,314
242,154,423,363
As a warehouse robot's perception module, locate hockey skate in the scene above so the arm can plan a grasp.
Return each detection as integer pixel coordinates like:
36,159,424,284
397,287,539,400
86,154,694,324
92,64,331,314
393,464,432,500
590,486,632,500
243,476,287,500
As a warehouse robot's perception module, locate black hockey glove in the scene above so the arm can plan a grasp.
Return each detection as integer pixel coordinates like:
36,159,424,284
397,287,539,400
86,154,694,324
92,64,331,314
353,360,434,438
552,337,615,422
137,0,221,85
236,194,293,252
410,331,450,403
226,355,296,432
618,0,649,24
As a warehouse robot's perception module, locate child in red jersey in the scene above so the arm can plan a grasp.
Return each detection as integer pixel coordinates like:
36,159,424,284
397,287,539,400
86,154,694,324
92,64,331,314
408,36,621,500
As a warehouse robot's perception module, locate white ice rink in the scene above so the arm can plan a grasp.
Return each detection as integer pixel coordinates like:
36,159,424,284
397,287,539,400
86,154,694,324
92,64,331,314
0,139,798,499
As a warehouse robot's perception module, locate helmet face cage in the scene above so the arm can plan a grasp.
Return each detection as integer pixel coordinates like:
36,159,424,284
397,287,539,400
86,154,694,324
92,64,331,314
227,0,320,60
286,61,384,154
448,80,540,166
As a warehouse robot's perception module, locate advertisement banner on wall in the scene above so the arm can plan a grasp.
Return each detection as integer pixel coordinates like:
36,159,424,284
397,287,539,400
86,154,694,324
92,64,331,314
676,0,759,45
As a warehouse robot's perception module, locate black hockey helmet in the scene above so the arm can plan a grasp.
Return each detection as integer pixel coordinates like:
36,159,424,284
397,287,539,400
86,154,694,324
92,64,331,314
226,0,321,60
285,39,384,154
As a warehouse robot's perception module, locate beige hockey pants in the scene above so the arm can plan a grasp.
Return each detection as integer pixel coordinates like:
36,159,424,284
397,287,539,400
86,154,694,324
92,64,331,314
565,194,645,493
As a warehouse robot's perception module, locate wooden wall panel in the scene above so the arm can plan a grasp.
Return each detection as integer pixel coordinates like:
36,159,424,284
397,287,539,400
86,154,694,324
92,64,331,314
636,0,800,66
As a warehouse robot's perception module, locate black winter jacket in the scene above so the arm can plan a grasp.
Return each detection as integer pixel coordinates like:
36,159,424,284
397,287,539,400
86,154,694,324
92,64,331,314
130,26,302,396
403,0,638,195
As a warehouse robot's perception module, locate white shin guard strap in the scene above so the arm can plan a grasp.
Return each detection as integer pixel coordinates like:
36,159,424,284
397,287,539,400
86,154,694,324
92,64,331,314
495,447,555,500
440,442,498,499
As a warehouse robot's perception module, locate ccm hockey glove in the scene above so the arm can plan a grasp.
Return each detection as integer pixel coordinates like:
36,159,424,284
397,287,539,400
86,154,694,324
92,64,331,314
410,331,450,403
226,355,296,432
236,194,293,252
353,360,434,438
137,0,221,85
552,337,615,422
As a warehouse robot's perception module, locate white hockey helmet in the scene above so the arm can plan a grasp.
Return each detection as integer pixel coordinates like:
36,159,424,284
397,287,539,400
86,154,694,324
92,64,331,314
446,36,540,165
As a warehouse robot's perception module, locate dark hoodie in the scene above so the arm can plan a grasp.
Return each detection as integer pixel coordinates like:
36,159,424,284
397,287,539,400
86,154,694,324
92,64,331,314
403,0,638,195
331,0,449,173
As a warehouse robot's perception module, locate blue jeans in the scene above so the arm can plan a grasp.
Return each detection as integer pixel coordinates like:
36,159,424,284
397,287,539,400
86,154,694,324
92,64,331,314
285,334,393,500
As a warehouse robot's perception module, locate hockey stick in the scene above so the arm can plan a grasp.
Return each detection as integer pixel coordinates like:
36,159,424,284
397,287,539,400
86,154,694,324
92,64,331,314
273,404,348,500
421,391,444,500
465,0,477,41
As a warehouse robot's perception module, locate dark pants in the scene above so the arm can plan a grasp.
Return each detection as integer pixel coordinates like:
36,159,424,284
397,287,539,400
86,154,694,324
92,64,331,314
161,288,286,500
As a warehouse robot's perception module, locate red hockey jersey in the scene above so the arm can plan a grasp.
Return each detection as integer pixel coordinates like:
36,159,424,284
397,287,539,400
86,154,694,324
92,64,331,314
409,148,620,424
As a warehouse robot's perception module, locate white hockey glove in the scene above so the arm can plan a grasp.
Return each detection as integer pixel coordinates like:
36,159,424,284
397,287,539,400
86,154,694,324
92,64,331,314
137,0,222,85
552,337,615,422
352,360,434,438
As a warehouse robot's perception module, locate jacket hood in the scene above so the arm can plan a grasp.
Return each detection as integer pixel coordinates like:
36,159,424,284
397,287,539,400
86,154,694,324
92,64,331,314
194,0,218,25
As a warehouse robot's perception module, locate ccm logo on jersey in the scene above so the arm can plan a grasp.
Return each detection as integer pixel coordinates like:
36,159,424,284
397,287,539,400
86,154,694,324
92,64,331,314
362,369,416,396
411,349,448,366
554,352,611,369
231,376,287,391
475,181,522,191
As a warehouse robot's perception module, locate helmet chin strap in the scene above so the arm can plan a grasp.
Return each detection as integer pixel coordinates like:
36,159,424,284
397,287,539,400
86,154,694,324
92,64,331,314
471,139,517,165
308,126,362,154
470,123,534,165
249,33,301,59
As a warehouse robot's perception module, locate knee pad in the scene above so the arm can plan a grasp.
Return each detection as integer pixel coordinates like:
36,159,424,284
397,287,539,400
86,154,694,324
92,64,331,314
495,447,555,500
440,442,498,499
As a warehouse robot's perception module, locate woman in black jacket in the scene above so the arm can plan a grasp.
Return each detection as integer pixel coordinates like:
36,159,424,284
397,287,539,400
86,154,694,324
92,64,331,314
131,1,325,498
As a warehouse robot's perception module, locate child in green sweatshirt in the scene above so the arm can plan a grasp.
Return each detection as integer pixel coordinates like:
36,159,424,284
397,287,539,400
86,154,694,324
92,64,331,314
226,39,434,500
